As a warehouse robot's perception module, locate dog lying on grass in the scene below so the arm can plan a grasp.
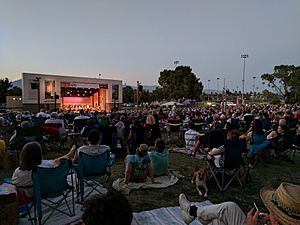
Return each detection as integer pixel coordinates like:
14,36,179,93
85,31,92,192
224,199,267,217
191,167,208,197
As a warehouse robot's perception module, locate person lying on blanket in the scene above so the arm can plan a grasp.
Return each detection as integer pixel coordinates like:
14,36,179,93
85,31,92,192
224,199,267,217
179,182,300,225
124,144,158,184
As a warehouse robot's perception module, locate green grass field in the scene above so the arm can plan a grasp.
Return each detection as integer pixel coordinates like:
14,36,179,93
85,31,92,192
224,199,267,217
1,137,300,215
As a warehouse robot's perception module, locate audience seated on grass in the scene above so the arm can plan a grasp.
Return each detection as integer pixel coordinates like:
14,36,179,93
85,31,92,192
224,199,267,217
81,192,133,225
148,138,169,177
55,129,109,164
124,144,156,184
179,182,299,225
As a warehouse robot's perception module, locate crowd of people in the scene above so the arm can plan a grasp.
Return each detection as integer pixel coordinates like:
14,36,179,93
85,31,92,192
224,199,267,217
0,103,300,225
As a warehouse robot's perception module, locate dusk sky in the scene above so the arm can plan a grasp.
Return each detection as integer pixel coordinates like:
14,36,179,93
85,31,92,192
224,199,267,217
1,0,299,92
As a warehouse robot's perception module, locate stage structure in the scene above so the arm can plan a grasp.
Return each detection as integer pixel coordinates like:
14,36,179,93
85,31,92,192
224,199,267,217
22,73,122,112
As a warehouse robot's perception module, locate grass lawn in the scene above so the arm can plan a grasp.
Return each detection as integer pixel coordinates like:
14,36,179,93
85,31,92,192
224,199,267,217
1,137,300,215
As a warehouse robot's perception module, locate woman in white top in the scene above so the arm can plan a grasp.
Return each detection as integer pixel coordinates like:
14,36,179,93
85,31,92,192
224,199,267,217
12,141,43,197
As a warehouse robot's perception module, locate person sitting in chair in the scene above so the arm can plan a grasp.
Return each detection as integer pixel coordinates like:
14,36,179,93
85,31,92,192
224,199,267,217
55,129,109,164
205,129,244,168
240,119,270,158
12,141,43,198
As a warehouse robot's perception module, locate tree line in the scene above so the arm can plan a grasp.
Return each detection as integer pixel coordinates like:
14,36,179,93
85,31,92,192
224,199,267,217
1,64,299,106
123,64,300,104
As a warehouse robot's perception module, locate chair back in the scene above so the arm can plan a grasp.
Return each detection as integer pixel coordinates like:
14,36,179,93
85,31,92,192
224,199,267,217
229,118,240,130
224,139,246,170
74,119,88,132
32,160,72,198
208,129,227,149
144,124,161,146
131,126,147,153
99,125,117,147
79,151,109,178
16,126,43,140
167,119,182,131
42,123,62,137
33,160,74,223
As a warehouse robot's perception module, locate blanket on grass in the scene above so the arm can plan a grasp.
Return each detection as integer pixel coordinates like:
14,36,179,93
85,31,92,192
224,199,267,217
19,186,107,225
112,170,182,195
169,147,205,160
132,200,213,225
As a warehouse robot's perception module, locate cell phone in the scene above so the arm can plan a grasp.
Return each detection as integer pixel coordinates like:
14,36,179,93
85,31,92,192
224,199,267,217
253,202,259,212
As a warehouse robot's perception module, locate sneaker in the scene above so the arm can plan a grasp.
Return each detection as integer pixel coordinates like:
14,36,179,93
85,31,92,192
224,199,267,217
179,193,195,224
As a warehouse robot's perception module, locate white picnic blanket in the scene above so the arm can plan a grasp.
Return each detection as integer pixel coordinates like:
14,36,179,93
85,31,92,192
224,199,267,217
169,147,205,160
19,186,107,225
112,170,182,195
132,200,213,225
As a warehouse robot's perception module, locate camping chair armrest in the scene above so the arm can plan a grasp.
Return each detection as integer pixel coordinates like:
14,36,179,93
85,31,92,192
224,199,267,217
3,178,12,184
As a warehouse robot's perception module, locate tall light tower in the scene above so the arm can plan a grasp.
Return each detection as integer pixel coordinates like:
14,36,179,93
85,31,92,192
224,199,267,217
208,79,211,101
217,77,220,101
252,76,256,104
35,77,41,112
241,54,249,104
174,60,179,68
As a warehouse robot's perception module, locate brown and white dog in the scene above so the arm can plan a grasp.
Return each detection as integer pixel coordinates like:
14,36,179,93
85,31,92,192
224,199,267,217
191,167,208,197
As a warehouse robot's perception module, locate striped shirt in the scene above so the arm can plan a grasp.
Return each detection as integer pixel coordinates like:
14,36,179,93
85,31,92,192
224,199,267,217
184,129,199,153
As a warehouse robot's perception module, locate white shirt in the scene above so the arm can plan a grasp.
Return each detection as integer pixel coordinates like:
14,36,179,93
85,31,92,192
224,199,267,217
74,115,90,120
12,168,34,197
77,144,110,156
184,129,200,153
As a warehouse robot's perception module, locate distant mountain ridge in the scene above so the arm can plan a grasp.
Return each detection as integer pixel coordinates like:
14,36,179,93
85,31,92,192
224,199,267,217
11,79,22,88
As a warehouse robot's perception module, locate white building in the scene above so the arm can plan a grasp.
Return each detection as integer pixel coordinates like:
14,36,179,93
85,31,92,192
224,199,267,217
22,73,122,112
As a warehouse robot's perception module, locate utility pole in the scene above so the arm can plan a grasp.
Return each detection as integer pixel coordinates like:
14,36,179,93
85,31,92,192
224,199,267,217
252,76,256,104
241,54,249,105
208,79,211,102
136,81,141,109
54,92,57,111
217,77,220,101
223,78,226,111
35,77,41,112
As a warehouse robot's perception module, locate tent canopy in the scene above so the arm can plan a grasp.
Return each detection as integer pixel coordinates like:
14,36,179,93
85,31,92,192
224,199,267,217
161,101,184,106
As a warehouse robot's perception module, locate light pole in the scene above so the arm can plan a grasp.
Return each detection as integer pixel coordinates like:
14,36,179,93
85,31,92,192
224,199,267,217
208,79,211,101
35,77,41,112
174,60,179,68
217,77,220,101
252,76,256,104
136,81,141,109
222,78,226,111
241,54,249,104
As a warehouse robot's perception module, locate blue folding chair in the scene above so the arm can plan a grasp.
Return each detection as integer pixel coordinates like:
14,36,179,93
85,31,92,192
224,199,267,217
32,159,75,225
77,150,114,202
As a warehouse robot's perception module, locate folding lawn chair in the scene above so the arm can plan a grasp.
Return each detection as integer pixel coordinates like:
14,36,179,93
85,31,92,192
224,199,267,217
32,159,75,225
77,150,114,202
207,139,247,191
